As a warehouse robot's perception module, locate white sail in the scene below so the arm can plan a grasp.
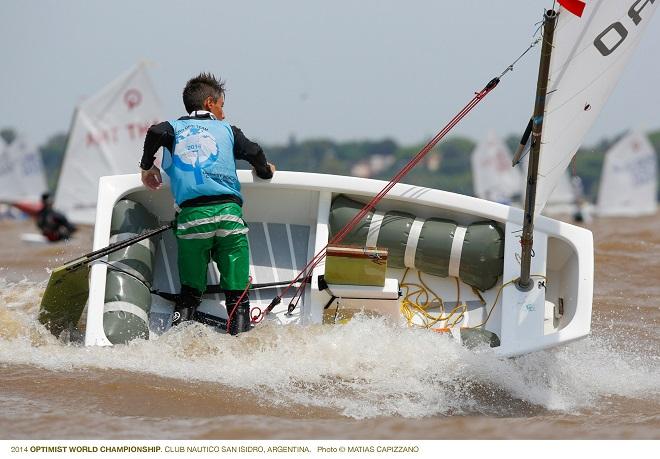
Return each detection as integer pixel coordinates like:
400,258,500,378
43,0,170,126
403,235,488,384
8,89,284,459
596,130,657,217
471,131,523,204
535,0,657,213
54,62,163,224
543,170,578,216
0,134,47,202
518,152,577,215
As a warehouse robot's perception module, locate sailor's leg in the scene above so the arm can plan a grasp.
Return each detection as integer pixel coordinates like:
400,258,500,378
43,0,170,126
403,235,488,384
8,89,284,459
172,285,203,326
173,209,214,326
213,225,251,335
224,289,251,335
215,234,251,335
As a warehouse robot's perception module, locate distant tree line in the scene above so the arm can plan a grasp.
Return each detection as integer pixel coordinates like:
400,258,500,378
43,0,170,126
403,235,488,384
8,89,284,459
2,126,659,201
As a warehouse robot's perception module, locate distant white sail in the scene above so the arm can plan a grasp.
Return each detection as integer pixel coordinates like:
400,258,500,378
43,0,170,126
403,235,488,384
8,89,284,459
471,131,522,204
535,0,657,213
54,62,163,224
519,154,577,215
543,170,578,216
0,134,47,202
596,130,657,217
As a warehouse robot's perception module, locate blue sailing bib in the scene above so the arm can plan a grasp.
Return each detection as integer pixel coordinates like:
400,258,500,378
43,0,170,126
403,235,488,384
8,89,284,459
162,118,240,206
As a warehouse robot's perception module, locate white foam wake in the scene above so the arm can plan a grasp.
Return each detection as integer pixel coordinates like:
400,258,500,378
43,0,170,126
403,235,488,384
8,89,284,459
1,279,658,419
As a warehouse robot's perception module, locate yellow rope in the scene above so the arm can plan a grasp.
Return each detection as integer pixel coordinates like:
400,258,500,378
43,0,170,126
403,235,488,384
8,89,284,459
399,270,548,331
399,269,466,330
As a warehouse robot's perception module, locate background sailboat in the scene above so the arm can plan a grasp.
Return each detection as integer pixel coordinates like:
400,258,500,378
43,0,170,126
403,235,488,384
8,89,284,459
474,129,582,217
517,153,579,217
0,134,48,208
596,130,658,217
540,169,579,216
54,62,163,225
470,131,522,204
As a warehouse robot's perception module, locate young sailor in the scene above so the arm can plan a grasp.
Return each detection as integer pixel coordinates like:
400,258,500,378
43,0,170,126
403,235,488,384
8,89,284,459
36,192,77,242
139,73,275,334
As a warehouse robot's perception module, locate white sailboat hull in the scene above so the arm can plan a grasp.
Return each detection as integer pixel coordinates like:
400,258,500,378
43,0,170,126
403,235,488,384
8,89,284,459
83,171,594,357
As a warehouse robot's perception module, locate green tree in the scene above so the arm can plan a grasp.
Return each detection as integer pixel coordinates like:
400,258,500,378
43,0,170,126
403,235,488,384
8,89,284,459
39,133,68,191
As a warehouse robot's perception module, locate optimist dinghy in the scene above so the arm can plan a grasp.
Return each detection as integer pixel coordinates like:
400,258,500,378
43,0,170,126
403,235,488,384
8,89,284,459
38,1,657,357
43,170,593,357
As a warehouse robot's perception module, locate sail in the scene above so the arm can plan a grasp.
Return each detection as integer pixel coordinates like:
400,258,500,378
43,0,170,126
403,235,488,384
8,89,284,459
543,170,578,215
54,62,162,224
519,154,577,215
596,130,658,217
0,134,47,202
471,131,523,204
534,0,657,213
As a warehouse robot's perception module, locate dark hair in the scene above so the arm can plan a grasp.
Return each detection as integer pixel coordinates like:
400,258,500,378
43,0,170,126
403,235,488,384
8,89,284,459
182,73,225,112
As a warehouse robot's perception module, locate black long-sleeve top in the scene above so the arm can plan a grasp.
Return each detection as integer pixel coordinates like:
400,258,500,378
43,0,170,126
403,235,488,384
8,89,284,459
140,113,273,207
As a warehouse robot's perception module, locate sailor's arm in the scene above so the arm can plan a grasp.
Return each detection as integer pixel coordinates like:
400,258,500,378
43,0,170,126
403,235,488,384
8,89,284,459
231,126,275,179
140,122,174,190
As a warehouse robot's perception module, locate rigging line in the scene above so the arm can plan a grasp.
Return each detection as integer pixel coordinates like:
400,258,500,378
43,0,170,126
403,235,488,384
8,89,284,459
284,86,494,314
273,29,546,315
498,36,542,79
497,11,548,80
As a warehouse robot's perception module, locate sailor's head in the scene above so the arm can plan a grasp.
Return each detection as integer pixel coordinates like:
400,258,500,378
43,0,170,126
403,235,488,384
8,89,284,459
183,73,225,120
41,192,53,206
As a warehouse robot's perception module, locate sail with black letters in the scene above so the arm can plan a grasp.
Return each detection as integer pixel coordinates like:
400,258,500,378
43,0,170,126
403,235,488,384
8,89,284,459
533,0,657,213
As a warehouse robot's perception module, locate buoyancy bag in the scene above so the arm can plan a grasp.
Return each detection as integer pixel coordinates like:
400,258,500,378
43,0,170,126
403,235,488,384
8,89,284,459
103,199,159,344
328,195,504,291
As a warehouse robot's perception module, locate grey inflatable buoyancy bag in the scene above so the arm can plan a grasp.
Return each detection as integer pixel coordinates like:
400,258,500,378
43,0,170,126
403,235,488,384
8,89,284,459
103,199,159,344
328,195,504,291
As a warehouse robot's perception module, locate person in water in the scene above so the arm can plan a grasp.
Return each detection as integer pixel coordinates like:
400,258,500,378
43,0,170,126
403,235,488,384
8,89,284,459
140,73,275,334
571,174,591,223
36,193,77,242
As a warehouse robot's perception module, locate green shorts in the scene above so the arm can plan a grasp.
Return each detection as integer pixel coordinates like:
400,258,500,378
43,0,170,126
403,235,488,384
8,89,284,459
175,202,250,292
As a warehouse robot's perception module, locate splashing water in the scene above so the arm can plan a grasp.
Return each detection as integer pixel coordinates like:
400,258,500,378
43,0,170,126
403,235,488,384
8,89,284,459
1,278,658,420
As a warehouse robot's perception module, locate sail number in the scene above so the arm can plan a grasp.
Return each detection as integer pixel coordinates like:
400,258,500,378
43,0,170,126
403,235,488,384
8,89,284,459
594,0,655,56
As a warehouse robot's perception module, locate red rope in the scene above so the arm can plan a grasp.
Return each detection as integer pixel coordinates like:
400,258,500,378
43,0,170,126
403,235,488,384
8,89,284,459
268,78,501,315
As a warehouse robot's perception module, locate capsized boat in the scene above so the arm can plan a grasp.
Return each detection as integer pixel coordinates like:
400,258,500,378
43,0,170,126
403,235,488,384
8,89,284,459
39,1,657,357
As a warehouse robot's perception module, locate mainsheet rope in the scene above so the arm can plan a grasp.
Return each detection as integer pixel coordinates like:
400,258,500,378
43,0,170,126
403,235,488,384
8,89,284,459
261,36,544,319
259,78,498,319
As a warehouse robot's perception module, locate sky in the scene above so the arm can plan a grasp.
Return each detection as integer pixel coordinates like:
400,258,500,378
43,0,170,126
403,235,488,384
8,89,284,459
2,0,659,148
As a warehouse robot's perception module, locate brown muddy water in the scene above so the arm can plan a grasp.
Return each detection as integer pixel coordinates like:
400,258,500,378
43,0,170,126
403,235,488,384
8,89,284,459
0,215,658,440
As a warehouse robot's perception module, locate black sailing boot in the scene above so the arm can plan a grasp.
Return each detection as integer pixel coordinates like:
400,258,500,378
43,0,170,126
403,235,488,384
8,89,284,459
225,290,252,335
171,286,202,327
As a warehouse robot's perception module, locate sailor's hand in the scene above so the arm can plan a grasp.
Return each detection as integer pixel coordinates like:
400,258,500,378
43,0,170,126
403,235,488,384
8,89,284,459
141,166,162,190
252,162,276,180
